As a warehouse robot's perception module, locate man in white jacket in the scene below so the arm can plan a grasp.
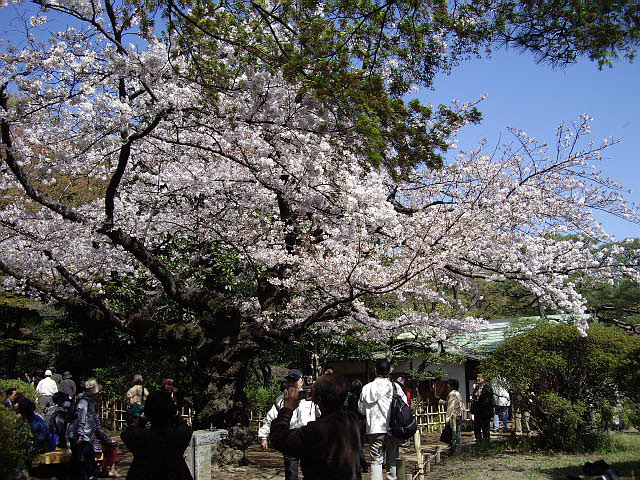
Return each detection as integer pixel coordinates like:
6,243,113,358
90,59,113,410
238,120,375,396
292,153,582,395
36,369,58,408
258,369,320,480
359,359,408,480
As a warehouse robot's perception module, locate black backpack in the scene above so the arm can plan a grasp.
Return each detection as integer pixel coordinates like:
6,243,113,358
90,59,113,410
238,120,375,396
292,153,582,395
388,382,417,440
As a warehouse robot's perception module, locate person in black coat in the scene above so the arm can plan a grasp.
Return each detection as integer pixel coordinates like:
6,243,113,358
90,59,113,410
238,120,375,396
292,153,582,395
121,390,193,480
270,374,362,480
471,373,494,442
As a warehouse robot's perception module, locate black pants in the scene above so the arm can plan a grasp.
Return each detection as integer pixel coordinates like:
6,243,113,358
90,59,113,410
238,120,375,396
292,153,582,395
474,415,491,442
71,441,97,479
283,453,299,480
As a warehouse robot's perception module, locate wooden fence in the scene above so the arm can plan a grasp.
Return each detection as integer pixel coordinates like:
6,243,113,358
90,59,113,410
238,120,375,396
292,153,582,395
99,400,194,430
99,399,466,434
246,400,468,435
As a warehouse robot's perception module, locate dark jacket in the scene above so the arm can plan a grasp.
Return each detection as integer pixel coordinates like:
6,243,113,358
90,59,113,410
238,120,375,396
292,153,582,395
473,383,494,418
27,414,51,453
60,374,76,398
121,418,193,480
68,393,97,442
270,407,362,480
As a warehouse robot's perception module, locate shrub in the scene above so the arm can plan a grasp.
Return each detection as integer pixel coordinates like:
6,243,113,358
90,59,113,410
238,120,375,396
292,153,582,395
0,379,37,403
0,407,32,480
245,381,282,414
483,324,640,451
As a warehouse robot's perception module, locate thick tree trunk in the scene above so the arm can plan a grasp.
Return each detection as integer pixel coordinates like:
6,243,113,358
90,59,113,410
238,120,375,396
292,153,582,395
189,316,267,465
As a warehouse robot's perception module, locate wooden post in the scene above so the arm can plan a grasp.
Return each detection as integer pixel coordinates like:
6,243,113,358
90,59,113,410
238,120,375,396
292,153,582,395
397,458,406,479
434,446,441,465
424,453,431,473
413,430,425,480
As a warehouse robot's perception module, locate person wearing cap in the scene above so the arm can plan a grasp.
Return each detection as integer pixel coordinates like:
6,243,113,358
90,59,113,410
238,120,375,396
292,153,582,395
68,379,101,480
49,367,63,388
358,359,408,480
36,369,59,409
258,369,320,480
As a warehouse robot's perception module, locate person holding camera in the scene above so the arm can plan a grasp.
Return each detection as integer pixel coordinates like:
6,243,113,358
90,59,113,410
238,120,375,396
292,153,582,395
121,390,193,480
258,369,320,480
269,374,362,480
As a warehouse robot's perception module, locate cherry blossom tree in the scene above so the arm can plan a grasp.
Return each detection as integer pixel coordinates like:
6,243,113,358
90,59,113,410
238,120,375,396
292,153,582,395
1,0,638,442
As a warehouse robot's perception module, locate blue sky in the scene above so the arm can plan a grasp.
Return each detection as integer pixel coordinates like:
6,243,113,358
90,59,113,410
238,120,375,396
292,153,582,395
2,6,639,239
419,49,640,240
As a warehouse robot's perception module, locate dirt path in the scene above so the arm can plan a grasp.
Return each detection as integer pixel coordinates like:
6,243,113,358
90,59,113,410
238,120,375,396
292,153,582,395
30,429,512,479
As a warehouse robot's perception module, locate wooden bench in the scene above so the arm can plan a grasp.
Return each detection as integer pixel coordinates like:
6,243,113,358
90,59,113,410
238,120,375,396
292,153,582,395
33,448,72,465
33,448,104,465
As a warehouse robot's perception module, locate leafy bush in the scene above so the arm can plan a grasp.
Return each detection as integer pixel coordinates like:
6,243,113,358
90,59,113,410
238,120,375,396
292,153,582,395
484,324,640,451
245,381,282,414
0,379,37,403
621,399,640,431
535,392,586,450
0,407,32,479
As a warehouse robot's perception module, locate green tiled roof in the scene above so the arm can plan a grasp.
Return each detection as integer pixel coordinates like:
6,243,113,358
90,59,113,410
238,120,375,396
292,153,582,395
399,314,591,359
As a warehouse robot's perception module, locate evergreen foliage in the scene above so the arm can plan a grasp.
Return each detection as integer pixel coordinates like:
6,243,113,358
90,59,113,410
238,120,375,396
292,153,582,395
484,324,640,451
0,407,32,478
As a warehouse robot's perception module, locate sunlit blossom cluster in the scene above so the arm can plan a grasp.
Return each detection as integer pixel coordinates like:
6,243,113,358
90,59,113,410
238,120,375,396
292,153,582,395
1,0,638,344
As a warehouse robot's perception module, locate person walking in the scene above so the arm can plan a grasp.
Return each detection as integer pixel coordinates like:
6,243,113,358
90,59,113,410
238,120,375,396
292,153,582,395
492,380,510,431
16,397,51,453
60,371,77,399
68,379,101,480
125,375,149,423
358,359,408,480
161,378,179,407
36,369,58,409
258,369,320,480
49,367,63,388
471,373,494,442
347,379,369,473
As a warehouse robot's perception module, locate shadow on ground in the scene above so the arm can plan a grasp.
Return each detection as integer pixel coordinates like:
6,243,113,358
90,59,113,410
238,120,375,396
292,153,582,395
539,460,640,479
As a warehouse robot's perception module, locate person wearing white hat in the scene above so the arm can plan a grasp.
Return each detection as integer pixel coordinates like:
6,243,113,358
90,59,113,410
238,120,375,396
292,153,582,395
36,369,58,408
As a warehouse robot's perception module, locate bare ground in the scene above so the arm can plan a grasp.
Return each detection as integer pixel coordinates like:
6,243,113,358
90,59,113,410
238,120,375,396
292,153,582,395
30,430,640,480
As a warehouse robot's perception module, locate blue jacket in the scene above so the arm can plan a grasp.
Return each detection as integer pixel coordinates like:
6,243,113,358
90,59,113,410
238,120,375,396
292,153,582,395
68,393,97,442
27,414,50,452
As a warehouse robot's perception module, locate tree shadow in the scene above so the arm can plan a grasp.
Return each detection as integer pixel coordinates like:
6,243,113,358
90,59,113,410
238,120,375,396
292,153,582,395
540,460,640,479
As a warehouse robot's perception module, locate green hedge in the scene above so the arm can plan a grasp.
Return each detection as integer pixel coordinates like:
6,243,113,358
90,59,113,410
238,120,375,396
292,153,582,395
0,407,32,479
484,324,640,451
0,379,37,403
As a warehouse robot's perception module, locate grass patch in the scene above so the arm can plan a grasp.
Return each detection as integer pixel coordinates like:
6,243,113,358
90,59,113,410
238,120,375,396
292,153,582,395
429,433,640,480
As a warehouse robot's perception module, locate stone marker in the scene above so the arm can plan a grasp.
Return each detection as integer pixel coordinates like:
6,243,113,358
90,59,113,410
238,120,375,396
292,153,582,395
184,429,228,480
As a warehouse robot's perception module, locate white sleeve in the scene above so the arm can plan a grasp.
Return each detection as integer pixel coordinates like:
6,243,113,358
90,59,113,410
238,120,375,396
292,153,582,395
395,383,408,404
257,398,281,439
358,389,366,415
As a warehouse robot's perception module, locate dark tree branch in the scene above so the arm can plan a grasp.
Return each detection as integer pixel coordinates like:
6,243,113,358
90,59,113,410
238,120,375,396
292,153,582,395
1,84,86,224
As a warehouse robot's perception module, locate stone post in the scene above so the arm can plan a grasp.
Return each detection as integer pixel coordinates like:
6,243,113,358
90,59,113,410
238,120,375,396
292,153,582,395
183,429,228,480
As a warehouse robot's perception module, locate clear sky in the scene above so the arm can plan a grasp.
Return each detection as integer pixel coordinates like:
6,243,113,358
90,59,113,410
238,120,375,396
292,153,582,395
419,48,640,240
2,6,639,239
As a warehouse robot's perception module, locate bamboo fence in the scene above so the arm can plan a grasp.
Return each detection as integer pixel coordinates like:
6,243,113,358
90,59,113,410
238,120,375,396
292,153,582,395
99,399,194,430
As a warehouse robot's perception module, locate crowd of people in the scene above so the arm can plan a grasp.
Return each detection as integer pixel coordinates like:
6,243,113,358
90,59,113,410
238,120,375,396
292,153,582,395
260,360,415,480
258,361,527,480
1,362,525,480
1,369,190,480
